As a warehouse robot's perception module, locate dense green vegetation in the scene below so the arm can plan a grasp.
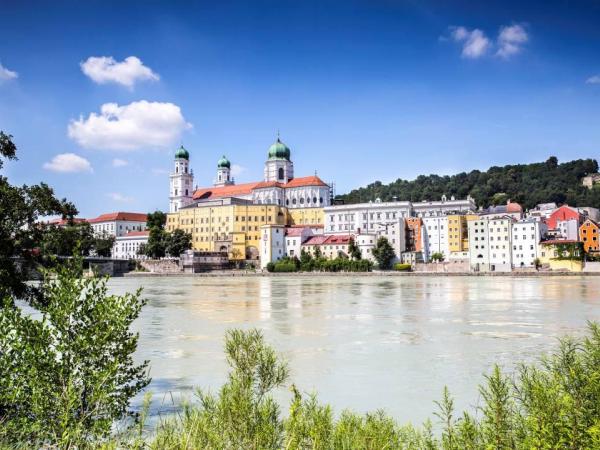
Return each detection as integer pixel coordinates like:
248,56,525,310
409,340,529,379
394,263,412,271
266,254,373,272
372,236,396,269
338,156,600,210
140,211,192,258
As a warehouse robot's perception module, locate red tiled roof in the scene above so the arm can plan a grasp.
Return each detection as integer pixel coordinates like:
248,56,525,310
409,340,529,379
284,176,328,188
192,182,258,200
192,175,328,200
285,228,305,237
302,235,328,246
253,181,284,189
46,218,87,226
122,230,150,237
88,212,147,224
289,224,324,228
324,235,353,245
541,239,580,245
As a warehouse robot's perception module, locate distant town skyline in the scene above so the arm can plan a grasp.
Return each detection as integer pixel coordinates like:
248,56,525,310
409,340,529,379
1,0,600,217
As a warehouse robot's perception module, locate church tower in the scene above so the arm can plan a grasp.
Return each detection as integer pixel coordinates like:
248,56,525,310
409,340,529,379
214,155,234,187
264,136,294,183
169,145,194,213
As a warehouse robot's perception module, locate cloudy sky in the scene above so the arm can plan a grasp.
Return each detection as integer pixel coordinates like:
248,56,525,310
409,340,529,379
1,0,600,217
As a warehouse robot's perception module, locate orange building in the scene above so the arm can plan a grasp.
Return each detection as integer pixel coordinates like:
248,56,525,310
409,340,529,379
405,217,423,252
579,219,600,254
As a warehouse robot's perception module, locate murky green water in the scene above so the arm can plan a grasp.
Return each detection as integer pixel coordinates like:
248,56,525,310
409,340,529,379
108,275,600,424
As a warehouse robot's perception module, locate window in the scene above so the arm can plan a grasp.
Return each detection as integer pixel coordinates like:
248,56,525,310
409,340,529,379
278,167,284,180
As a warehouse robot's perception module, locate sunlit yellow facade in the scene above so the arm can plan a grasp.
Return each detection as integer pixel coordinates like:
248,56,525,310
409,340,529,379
288,207,324,226
447,214,478,253
167,200,287,260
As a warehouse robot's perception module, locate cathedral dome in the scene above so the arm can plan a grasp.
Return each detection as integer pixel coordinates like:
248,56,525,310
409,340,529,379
175,145,189,160
268,138,291,160
217,155,231,168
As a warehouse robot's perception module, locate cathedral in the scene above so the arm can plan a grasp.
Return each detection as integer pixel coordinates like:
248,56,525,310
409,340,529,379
169,137,331,213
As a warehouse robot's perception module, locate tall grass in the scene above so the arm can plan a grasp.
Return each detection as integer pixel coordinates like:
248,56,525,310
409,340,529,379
138,323,600,449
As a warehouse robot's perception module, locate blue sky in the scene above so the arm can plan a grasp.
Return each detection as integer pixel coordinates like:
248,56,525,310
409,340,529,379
1,0,600,217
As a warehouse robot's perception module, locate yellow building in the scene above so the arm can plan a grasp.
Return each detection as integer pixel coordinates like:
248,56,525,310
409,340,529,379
538,240,584,272
288,207,324,226
447,214,478,253
167,198,286,260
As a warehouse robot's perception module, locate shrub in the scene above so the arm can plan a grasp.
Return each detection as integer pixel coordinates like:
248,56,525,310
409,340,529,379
394,263,412,271
266,262,275,272
273,262,297,272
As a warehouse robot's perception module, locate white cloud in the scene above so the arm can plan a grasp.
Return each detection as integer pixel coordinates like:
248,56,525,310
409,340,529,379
43,153,93,173
450,26,491,59
68,100,192,151
230,164,246,177
80,56,159,88
497,24,528,58
586,75,600,84
107,192,134,202
112,158,128,167
0,62,18,82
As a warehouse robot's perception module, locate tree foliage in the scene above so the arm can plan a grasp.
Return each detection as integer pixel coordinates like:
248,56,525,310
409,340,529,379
0,256,150,447
338,156,600,210
348,237,362,260
0,131,77,306
372,236,396,269
165,228,192,257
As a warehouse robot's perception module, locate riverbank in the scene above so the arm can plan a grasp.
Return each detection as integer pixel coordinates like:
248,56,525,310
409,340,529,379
122,269,600,277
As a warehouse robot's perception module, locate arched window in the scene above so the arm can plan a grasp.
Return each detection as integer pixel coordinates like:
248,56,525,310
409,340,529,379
286,199,289,205
278,167,284,180
175,189,178,195
292,198,297,205
300,198,304,204
176,166,179,173
312,197,317,204
185,189,188,196
319,197,323,203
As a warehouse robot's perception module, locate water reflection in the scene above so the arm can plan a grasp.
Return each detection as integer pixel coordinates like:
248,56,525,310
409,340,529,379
107,275,600,424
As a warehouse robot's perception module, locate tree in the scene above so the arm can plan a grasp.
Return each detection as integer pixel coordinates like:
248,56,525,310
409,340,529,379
0,131,77,306
41,223,95,257
372,236,396,269
313,245,323,259
94,231,116,257
430,252,445,262
143,210,168,259
165,229,192,257
348,237,362,260
0,256,150,446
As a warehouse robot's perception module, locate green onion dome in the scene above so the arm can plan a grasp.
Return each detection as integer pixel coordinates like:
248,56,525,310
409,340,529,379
175,145,189,160
217,155,231,169
268,138,291,160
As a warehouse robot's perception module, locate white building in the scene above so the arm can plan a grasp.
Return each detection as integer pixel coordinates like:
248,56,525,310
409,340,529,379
324,201,412,234
511,219,547,268
285,227,314,259
169,146,194,213
422,216,449,261
112,231,149,260
412,195,476,217
88,212,147,237
259,224,286,268
555,219,580,241
468,216,514,272
356,232,377,261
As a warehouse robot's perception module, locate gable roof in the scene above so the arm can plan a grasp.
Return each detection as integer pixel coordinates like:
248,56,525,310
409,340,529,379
547,205,581,229
285,175,328,188
192,182,258,200
324,235,352,245
88,212,147,224
302,235,328,246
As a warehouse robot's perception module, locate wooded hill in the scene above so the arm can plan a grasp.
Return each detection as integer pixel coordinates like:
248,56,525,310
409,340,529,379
337,157,600,210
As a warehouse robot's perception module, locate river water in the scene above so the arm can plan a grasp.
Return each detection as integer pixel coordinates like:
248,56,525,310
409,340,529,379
108,275,600,425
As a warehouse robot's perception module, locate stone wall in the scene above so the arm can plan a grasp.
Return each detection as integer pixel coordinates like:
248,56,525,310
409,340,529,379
583,261,600,272
414,261,470,273
140,259,181,274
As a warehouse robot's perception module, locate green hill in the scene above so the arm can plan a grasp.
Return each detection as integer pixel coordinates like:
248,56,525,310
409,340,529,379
337,157,600,210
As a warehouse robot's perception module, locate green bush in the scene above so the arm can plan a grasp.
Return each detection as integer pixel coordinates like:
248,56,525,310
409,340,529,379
394,263,412,271
273,262,297,272
266,262,275,272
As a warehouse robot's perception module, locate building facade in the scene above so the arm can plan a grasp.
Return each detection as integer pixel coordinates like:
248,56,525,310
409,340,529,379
511,219,547,268
88,212,147,237
112,231,149,260
580,219,600,254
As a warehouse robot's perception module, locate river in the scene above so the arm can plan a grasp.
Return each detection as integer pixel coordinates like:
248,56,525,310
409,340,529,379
108,275,600,425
